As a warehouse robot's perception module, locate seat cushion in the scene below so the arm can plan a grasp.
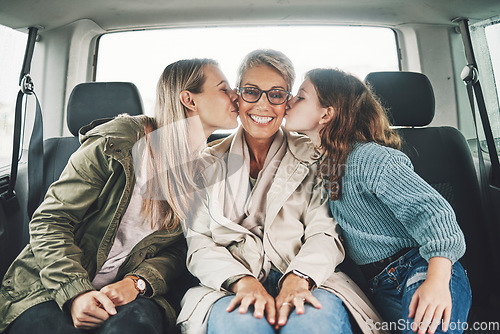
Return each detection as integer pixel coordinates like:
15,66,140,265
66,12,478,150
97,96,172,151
398,126,490,304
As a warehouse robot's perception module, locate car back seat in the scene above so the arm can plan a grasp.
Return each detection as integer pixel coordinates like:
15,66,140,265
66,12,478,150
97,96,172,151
365,71,497,328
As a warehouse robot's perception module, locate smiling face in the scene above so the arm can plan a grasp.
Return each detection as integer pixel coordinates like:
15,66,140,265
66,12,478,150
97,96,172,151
191,64,239,134
285,78,329,142
238,65,288,145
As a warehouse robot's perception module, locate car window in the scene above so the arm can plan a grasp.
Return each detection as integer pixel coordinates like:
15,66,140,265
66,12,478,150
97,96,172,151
96,26,399,118
0,24,27,168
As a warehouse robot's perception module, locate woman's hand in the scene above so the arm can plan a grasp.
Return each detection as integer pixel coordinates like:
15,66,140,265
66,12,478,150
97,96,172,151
275,272,322,329
226,276,276,325
100,277,140,306
409,257,452,334
70,291,117,329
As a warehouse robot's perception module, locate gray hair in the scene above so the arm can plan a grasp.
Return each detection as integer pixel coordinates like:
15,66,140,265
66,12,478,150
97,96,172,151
236,49,295,91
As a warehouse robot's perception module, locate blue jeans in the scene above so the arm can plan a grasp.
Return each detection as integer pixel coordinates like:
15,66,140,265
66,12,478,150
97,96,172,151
7,298,164,334
368,248,472,334
207,270,353,334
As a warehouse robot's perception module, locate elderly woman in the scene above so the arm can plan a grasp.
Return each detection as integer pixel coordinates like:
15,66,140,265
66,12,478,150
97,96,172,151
178,50,385,334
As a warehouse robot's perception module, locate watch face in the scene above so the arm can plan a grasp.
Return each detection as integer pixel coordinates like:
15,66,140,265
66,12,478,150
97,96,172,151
137,279,146,291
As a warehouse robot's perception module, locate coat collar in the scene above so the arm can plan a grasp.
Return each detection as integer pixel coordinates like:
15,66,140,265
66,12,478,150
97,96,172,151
78,114,151,162
203,125,322,236
79,114,150,147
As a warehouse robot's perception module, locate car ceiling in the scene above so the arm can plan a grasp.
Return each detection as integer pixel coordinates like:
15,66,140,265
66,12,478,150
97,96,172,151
1,0,500,32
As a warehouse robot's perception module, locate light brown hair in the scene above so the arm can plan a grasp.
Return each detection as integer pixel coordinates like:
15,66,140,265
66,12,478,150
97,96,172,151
306,68,401,200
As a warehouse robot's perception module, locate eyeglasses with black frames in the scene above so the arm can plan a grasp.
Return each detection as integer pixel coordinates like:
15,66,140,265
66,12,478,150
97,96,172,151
237,87,291,105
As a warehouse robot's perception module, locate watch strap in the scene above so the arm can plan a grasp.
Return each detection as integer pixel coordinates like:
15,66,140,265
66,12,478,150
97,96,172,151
126,275,147,295
291,269,315,290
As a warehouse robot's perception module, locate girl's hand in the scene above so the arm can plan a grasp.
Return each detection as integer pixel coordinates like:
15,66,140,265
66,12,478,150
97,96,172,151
100,277,140,307
70,291,116,329
275,272,321,330
226,276,276,325
409,257,452,334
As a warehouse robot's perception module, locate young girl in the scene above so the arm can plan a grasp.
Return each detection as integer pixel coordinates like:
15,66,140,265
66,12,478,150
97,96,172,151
0,59,238,334
284,68,472,334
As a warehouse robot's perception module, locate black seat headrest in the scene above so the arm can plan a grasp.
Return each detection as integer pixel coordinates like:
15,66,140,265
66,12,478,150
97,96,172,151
67,82,144,136
364,71,435,127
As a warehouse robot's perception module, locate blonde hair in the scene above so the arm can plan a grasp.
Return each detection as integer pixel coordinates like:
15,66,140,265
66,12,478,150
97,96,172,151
236,49,295,91
142,58,217,230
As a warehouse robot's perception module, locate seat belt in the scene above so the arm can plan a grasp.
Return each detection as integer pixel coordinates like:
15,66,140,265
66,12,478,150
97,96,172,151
456,18,500,188
456,18,500,259
0,27,39,215
18,27,45,219
461,65,498,216
27,84,44,218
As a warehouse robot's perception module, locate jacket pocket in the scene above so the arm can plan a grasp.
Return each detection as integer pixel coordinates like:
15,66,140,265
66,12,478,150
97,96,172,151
1,246,44,301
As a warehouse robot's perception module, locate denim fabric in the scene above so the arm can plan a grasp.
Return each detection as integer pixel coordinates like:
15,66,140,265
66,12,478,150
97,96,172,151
207,270,353,334
281,289,352,334
7,298,164,334
7,300,83,334
368,248,472,334
95,298,164,334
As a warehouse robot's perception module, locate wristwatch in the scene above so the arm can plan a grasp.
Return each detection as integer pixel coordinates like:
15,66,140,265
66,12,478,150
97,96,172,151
127,275,147,295
292,269,315,290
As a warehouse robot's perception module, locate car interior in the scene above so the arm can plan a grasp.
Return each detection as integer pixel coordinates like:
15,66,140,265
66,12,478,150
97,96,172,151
1,0,499,332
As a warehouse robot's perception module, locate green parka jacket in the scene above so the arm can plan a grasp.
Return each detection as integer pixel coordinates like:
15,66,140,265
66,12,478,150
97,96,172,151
0,115,186,333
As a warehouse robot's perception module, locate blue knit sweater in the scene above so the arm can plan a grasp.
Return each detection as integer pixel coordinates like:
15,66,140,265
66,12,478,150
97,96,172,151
328,142,466,265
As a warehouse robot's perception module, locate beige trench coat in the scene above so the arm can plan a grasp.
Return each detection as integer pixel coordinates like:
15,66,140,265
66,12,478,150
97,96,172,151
177,127,387,334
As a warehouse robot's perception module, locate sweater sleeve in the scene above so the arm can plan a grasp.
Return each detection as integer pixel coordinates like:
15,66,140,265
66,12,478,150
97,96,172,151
372,152,466,264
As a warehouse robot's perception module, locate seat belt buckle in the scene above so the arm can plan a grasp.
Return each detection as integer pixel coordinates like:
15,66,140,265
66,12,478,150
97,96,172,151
0,191,21,216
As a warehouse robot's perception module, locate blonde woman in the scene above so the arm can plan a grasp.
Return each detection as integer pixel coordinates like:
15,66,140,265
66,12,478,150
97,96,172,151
0,59,238,334
179,50,385,334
